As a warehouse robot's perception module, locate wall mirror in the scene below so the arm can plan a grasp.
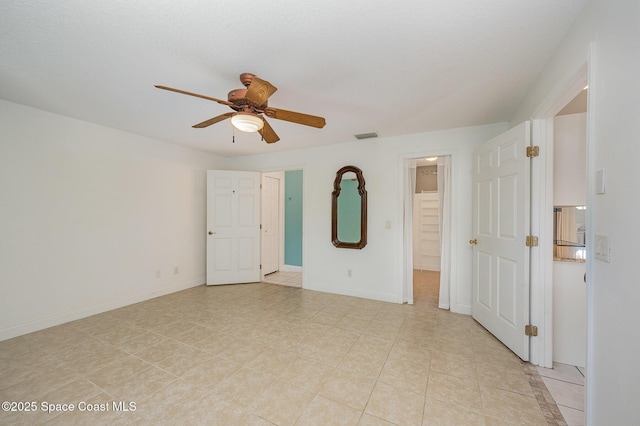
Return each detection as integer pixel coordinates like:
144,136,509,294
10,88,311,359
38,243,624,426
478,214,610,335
553,205,586,261
332,165,367,249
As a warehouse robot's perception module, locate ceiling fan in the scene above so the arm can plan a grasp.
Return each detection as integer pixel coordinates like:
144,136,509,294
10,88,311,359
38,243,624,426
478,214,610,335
155,73,326,144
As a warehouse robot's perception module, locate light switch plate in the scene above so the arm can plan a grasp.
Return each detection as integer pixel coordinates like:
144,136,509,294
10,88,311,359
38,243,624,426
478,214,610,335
594,234,610,262
596,169,606,194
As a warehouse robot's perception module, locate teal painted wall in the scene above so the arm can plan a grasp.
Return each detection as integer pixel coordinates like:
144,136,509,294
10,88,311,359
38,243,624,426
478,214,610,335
284,170,303,267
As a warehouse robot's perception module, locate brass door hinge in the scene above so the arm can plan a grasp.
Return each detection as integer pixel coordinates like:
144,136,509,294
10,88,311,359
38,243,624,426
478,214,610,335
525,325,538,337
526,235,539,247
526,146,540,158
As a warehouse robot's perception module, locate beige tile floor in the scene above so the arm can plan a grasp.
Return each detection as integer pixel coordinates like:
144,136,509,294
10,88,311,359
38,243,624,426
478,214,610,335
537,363,585,425
0,270,563,425
263,271,302,288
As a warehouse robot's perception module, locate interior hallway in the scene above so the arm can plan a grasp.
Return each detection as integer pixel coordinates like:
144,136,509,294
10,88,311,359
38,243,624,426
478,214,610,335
0,271,566,425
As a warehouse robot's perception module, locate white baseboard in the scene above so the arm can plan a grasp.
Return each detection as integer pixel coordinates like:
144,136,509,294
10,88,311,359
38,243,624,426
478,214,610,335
451,304,472,315
0,279,203,342
302,281,399,303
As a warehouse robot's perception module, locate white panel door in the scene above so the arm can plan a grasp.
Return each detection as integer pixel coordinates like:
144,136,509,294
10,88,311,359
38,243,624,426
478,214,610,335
261,175,280,275
472,121,531,360
206,170,261,285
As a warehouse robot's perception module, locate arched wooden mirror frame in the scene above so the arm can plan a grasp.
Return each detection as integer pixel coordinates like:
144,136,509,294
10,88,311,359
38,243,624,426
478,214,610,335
331,165,367,249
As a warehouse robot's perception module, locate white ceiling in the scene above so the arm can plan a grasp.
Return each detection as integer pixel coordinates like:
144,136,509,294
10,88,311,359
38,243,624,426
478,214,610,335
0,1,587,157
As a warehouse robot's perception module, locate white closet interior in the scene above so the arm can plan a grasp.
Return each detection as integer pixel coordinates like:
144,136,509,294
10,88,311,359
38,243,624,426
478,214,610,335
413,191,440,271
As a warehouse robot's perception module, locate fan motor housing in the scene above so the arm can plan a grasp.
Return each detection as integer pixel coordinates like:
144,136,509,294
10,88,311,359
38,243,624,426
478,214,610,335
228,88,267,110
228,88,247,103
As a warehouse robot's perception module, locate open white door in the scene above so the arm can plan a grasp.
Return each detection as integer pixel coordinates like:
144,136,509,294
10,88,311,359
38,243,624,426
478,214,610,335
261,174,280,275
472,121,531,360
206,170,261,285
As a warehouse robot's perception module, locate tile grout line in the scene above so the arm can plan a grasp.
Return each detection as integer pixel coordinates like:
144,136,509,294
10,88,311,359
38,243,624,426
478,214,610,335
540,374,585,387
522,362,567,426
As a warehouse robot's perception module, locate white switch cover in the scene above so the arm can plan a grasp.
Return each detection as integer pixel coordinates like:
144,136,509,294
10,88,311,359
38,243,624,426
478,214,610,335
596,169,606,194
385,220,391,229
594,234,610,262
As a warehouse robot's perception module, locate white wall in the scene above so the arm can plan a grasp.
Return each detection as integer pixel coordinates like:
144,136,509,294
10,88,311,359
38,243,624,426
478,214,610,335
0,97,506,339
511,1,640,422
228,123,507,312
553,113,587,368
0,100,228,341
554,113,587,206
553,261,586,367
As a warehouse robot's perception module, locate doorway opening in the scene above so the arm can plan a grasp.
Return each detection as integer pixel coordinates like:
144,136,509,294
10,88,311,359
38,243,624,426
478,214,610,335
261,170,303,288
413,270,441,306
550,92,588,369
413,159,441,304
528,63,589,424
403,155,452,307
536,82,588,424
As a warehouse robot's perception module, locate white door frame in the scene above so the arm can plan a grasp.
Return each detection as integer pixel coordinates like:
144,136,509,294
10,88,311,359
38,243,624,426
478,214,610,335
259,168,305,282
529,63,589,367
261,171,285,280
400,149,462,312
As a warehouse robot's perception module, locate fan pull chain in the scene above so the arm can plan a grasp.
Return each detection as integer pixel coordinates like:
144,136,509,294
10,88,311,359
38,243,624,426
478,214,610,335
232,122,235,143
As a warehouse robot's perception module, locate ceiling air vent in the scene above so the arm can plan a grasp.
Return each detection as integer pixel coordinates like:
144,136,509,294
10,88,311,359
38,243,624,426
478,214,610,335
354,132,378,140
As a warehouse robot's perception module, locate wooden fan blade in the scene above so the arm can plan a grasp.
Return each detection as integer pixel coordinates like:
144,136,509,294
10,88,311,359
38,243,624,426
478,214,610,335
193,112,234,128
264,107,326,128
155,85,234,106
259,118,280,144
244,77,278,107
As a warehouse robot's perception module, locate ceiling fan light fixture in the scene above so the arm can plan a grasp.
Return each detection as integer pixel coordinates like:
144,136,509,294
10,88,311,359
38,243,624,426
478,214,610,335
231,112,264,133
155,73,325,144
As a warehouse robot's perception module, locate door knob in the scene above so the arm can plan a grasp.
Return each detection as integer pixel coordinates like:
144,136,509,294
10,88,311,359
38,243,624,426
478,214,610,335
469,239,478,245
208,231,215,235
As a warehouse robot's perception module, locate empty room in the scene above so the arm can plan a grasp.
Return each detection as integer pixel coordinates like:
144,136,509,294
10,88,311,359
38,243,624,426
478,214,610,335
1,1,639,424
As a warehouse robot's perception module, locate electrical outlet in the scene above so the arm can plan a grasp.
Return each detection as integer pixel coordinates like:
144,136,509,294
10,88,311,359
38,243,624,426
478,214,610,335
155,270,161,279
173,266,179,275
347,269,352,277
